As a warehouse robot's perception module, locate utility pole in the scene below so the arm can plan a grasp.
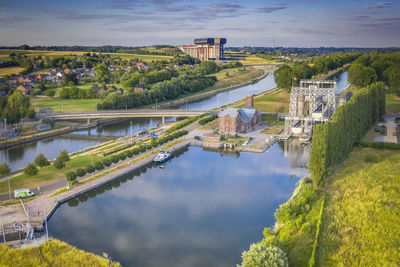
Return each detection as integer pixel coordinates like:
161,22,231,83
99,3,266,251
186,99,188,110
0,205,6,243
155,99,157,110
125,101,127,111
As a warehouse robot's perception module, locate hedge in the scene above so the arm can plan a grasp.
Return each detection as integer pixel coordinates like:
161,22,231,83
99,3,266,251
198,114,218,125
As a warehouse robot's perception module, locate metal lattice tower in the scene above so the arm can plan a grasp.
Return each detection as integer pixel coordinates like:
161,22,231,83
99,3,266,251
283,80,337,139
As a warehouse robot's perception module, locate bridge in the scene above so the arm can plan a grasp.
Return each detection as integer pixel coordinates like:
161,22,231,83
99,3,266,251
46,109,215,125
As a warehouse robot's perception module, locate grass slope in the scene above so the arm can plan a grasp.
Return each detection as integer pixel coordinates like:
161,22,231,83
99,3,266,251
0,239,120,266
317,147,400,266
386,93,400,115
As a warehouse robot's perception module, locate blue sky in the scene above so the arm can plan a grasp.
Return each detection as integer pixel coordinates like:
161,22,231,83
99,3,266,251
0,0,399,47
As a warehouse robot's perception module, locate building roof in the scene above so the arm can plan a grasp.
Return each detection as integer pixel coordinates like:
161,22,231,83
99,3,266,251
219,106,260,122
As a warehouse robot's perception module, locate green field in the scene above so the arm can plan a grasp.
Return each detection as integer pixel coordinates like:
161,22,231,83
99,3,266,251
317,147,400,266
386,93,400,115
236,89,290,113
0,49,172,62
30,97,99,112
206,67,264,91
0,66,25,75
0,155,102,194
0,239,120,266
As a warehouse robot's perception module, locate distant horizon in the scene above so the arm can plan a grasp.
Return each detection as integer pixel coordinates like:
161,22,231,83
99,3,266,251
1,0,400,47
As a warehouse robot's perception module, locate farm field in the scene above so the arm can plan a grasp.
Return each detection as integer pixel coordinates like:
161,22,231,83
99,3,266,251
0,66,25,75
0,49,172,62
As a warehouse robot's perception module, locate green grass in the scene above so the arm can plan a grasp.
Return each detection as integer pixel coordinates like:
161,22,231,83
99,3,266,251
0,155,102,194
236,89,290,113
317,147,400,266
386,93,400,115
0,239,120,266
0,66,25,76
30,97,99,112
206,67,264,91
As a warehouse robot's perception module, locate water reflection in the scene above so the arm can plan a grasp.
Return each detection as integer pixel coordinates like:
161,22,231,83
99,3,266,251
48,144,308,267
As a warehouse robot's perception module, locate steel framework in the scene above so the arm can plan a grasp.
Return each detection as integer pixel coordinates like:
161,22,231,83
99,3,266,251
283,80,336,138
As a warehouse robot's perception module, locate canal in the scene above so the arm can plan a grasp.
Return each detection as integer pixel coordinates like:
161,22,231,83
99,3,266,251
48,142,309,267
0,70,348,172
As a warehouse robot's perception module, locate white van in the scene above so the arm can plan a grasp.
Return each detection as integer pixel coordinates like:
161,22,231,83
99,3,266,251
14,189,35,198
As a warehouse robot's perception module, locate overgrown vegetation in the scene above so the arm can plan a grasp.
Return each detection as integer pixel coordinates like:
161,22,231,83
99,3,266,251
0,239,120,266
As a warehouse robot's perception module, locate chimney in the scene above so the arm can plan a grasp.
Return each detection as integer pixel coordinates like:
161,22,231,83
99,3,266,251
246,95,254,107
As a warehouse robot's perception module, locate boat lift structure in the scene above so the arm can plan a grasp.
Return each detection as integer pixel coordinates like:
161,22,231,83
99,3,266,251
282,80,344,141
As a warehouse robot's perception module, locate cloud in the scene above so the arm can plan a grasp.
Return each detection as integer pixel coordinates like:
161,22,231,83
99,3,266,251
98,0,140,10
0,15,33,23
348,14,371,20
362,1,395,9
255,3,287,13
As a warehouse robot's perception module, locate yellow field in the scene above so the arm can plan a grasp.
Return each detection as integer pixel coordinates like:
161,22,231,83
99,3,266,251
240,55,280,65
0,66,25,75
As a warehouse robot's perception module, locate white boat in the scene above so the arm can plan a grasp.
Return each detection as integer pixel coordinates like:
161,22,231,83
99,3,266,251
153,151,172,163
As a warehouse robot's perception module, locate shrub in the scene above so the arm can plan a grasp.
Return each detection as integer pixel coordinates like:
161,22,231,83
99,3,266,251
239,243,288,267
0,162,11,175
76,168,87,177
53,158,65,169
111,155,119,164
364,152,381,163
58,149,70,162
34,153,50,167
24,163,38,176
198,114,218,125
119,153,126,161
132,148,140,155
66,171,77,183
95,161,105,170
126,150,134,158
102,158,112,167
86,164,96,173
139,145,146,153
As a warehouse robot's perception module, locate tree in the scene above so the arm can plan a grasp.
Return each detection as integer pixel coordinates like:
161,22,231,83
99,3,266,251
24,163,38,176
1,91,31,123
239,243,288,267
94,63,112,83
34,153,50,167
58,149,70,162
53,158,65,169
66,171,77,183
0,162,10,175
274,65,293,91
62,73,79,86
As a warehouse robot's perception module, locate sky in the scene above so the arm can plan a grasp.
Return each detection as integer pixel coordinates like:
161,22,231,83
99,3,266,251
0,0,399,47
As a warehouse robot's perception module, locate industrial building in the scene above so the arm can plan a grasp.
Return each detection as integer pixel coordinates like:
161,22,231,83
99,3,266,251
282,79,352,141
178,38,226,61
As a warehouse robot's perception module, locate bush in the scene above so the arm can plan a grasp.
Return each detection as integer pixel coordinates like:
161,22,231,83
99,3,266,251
0,162,11,175
126,150,134,158
44,89,55,97
198,114,218,125
66,171,77,183
34,153,50,167
111,155,119,163
24,163,38,176
239,243,288,267
119,153,126,161
132,148,140,155
95,161,104,170
86,164,95,173
76,168,87,177
103,158,112,167
139,145,146,153
58,149,70,162
53,158,65,169
364,152,381,163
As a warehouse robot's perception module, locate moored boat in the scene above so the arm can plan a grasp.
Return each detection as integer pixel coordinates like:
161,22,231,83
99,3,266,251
153,151,172,163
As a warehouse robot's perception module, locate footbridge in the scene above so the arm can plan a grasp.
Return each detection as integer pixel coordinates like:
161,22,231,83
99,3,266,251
46,109,215,125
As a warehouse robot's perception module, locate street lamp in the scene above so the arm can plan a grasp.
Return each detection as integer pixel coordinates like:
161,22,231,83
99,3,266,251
0,205,6,242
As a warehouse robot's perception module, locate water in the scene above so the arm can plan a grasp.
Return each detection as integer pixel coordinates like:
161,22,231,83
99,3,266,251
0,71,348,172
178,70,276,110
336,71,349,93
48,143,309,267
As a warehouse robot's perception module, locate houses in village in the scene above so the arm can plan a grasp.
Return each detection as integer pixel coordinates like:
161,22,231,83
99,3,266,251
218,95,262,134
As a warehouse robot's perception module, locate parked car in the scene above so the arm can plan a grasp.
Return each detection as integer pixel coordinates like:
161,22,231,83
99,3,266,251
14,189,35,198
194,135,202,140
243,140,250,146
393,132,397,136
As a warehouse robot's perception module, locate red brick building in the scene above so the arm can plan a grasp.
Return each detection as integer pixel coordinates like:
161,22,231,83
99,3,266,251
218,106,261,134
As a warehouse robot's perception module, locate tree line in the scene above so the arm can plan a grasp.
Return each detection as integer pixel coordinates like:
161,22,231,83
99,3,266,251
308,82,385,187
348,51,400,95
274,52,360,91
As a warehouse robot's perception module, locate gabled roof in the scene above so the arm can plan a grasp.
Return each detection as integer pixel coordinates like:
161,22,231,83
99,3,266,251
218,107,239,118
